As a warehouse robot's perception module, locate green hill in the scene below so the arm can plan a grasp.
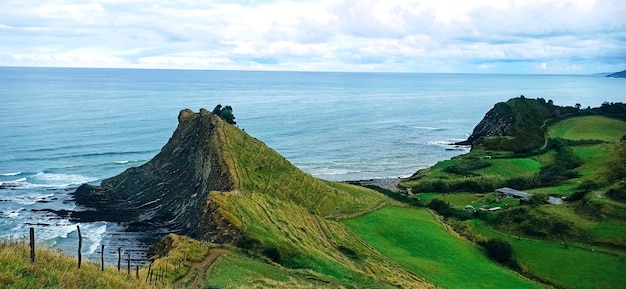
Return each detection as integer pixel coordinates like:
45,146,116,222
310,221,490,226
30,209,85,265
73,109,433,288
399,99,626,289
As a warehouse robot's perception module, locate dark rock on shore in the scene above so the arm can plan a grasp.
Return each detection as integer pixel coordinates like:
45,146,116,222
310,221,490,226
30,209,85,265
73,109,241,243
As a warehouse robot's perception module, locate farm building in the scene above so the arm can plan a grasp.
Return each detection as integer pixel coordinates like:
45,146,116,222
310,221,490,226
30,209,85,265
496,187,532,200
548,196,564,205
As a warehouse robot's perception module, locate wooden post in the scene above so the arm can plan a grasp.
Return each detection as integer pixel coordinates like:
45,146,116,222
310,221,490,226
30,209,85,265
127,253,131,275
165,257,168,278
117,247,121,272
77,225,82,269
29,227,35,263
136,265,139,279
146,263,151,282
101,245,105,272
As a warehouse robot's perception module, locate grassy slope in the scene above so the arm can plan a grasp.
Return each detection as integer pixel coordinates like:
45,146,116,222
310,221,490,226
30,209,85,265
548,115,626,141
206,117,432,288
472,221,626,289
343,206,543,289
0,242,154,289
400,114,626,288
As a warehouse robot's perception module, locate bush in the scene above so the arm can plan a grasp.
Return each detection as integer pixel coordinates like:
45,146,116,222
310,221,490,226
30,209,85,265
483,238,513,265
262,247,281,263
606,181,626,203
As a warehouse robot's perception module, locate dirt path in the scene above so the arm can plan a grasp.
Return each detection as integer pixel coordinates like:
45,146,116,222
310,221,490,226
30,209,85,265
174,248,229,289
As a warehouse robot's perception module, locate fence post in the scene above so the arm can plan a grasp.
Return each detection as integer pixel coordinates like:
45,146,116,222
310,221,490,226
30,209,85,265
101,245,105,272
117,247,121,272
29,227,35,263
127,253,131,275
165,257,168,278
146,263,151,282
77,225,82,268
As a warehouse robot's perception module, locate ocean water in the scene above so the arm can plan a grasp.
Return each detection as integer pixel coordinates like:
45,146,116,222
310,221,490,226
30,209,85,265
1,67,624,264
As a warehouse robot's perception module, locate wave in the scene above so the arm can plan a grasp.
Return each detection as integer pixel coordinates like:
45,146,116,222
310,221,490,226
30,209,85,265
11,193,55,205
31,172,97,187
114,160,129,164
1,172,22,176
427,140,454,145
2,208,24,218
7,150,156,163
84,222,108,255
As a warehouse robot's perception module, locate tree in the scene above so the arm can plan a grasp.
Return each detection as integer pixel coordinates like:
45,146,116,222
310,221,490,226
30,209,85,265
484,238,513,264
211,104,237,125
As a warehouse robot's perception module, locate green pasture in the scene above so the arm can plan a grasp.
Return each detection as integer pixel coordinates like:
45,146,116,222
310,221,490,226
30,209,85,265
206,253,323,288
474,158,542,178
548,115,626,141
343,206,543,289
572,145,611,180
472,221,626,289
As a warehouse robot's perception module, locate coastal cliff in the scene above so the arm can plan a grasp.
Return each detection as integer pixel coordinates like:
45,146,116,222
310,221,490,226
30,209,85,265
71,108,432,287
74,109,240,243
456,96,579,152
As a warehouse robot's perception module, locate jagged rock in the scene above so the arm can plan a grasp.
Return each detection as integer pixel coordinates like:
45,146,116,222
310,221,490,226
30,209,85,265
455,102,515,146
73,109,240,243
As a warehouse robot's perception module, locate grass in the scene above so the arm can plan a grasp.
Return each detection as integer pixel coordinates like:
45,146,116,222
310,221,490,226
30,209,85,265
206,253,329,288
474,158,542,178
471,220,626,289
199,117,432,288
0,241,155,289
343,206,544,289
548,115,626,142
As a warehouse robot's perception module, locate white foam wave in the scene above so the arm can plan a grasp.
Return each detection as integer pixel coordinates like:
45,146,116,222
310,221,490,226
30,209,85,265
84,222,107,255
12,193,55,205
427,140,453,145
313,167,361,176
35,219,76,241
114,160,129,164
4,208,24,218
30,172,97,188
1,172,22,176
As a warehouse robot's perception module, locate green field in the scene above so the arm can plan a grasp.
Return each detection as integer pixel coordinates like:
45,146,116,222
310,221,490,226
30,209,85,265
548,115,626,141
472,221,626,289
474,158,542,178
343,206,543,289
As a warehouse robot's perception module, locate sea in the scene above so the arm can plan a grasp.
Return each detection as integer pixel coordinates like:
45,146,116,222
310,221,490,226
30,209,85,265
1,67,624,265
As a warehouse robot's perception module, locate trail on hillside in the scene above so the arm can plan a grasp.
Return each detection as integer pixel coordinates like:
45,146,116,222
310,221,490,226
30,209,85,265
174,248,229,289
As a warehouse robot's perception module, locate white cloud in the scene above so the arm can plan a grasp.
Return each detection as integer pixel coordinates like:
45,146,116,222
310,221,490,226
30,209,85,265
0,0,624,73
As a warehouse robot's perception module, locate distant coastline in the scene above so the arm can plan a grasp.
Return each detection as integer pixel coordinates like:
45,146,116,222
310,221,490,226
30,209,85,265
606,69,626,78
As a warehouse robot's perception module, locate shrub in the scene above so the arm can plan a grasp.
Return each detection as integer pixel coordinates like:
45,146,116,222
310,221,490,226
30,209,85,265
483,238,513,265
606,181,626,203
262,247,281,263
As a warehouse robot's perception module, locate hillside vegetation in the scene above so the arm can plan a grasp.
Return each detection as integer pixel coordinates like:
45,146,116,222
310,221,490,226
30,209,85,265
399,98,626,289
0,241,154,289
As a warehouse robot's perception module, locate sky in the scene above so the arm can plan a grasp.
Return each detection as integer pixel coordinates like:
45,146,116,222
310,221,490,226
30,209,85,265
1,0,625,74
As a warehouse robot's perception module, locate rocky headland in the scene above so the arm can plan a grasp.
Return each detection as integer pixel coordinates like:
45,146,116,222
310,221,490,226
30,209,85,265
73,108,240,243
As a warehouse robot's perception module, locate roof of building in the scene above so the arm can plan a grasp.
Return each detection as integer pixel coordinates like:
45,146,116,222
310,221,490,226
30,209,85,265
496,187,532,198
548,196,564,205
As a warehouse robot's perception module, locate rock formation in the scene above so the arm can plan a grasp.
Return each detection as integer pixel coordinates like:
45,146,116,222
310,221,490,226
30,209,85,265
73,108,240,243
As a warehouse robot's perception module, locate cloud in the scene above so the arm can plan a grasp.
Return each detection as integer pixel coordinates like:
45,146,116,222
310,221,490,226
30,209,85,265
0,0,624,73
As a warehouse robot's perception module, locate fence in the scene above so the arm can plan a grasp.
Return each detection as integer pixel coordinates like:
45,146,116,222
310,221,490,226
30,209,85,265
26,226,174,286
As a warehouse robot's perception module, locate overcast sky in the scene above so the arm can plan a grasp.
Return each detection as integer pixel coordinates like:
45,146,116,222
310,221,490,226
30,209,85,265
1,0,624,73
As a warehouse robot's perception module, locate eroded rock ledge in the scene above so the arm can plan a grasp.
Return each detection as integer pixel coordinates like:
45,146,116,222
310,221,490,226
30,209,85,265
73,109,240,243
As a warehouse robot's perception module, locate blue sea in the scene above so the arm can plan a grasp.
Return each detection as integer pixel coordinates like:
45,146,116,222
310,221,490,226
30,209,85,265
1,67,624,265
